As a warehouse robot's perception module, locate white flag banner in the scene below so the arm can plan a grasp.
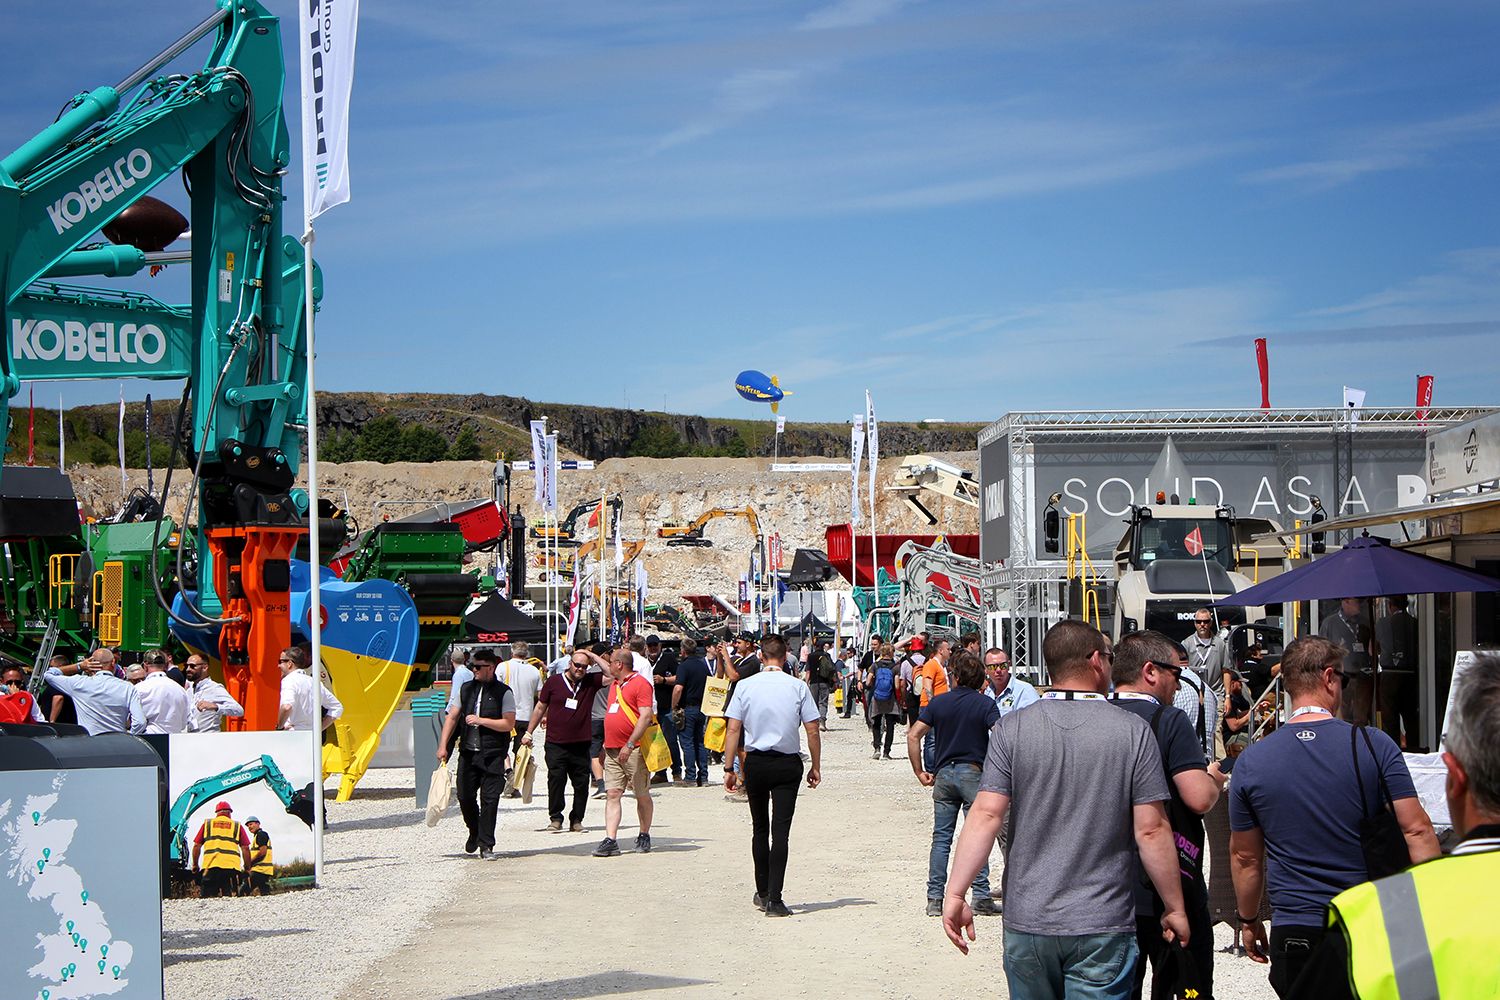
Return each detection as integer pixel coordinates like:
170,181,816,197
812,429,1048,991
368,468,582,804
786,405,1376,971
529,420,547,506
865,389,879,508
565,570,585,646
1343,385,1366,424
850,413,865,526
635,561,648,622
542,433,559,514
58,393,65,473
775,415,786,435
117,387,127,490
613,505,624,568
300,0,360,221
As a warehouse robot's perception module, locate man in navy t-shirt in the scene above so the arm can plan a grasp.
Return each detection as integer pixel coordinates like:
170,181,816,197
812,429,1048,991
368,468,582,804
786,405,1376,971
907,651,1001,918
1229,635,1439,997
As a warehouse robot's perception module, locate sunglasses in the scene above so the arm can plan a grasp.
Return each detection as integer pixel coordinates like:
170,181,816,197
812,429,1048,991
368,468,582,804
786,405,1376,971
1151,661,1183,678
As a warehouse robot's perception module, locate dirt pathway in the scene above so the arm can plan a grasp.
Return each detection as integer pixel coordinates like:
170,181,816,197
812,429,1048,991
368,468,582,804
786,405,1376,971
335,712,1273,1000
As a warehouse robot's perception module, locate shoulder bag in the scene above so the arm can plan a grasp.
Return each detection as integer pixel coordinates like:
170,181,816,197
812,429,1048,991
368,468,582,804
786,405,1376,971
1350,724,1409,879
616,684,673,773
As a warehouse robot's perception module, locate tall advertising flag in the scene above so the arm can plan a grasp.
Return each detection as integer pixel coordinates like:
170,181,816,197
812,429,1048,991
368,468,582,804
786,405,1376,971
565,570,585,646
850,414,865,526
542,433,559,515
529,420,547,506
300,0,360,221
1416,375,1434,426
1254,338,1270,409
865,390,879,509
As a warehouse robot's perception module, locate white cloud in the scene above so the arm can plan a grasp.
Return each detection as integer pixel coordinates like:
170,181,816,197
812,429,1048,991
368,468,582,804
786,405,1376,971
650,68,806,152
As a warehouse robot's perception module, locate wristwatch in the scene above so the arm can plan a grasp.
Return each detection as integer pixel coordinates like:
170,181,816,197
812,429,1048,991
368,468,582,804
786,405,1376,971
1237,913,1259,925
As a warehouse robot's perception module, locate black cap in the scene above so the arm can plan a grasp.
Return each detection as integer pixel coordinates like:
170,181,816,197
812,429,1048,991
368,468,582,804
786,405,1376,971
734,630,757,643
645,634,661,646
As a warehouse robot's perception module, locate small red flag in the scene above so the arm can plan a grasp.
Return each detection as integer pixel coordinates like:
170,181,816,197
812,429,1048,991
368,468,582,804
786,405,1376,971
587,506,600,528
1184,526,1204,557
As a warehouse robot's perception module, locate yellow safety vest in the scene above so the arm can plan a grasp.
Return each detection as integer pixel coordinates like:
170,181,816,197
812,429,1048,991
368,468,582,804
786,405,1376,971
250,835,273,876
1327,848,1500,999
200,816,244,871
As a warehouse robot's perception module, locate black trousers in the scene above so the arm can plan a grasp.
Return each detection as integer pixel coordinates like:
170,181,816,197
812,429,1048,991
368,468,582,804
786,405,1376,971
1133,874,1214,1000
743,752,804,903
871,714,896,754
545,740,592,825
1378,671,1421,749
903,692,922,726
457,748,505,850
200,868,237,897
1268,924,1327,998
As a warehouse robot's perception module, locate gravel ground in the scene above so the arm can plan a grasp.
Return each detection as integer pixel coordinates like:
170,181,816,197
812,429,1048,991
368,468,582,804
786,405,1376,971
157,714,1288,1000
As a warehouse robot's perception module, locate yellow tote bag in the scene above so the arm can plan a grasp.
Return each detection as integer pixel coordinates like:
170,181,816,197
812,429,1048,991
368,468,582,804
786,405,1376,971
704,717,727,753
615,685,673,773
702,676,731,717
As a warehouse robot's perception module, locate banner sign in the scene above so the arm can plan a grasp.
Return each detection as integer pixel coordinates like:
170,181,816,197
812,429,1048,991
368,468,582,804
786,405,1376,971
850,414,865,526
300,0,360,221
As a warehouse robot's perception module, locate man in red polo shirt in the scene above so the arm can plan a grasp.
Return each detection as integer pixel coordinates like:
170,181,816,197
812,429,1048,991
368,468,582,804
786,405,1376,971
593,648,657,858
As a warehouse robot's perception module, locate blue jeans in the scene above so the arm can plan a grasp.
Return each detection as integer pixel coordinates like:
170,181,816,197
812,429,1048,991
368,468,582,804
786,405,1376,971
927,762,989,899
1002,930,1138,1000
922,730,936,773
678,707,708,781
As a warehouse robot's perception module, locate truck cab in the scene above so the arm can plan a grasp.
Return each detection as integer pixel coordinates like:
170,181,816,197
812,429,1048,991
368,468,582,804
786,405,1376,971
1111,502,1263,642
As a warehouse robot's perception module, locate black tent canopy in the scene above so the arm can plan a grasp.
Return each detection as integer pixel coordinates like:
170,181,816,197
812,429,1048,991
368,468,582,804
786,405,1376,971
465,594,548,645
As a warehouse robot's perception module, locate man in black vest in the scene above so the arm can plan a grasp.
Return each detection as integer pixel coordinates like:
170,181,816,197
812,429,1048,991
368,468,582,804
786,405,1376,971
438,648,516,859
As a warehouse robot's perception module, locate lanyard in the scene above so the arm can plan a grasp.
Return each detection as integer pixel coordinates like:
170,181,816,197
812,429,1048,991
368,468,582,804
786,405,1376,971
561,674,580,699
1042,690,1107,701
1290,705,1332,721
1110,692,1159,704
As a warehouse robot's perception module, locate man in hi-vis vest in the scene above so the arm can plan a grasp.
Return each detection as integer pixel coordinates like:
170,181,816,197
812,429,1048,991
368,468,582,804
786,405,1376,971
192,800,251,897
1290,653,1500,999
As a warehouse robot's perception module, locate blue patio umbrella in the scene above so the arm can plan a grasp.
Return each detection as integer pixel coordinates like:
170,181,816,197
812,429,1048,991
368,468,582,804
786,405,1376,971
1215,535,1500,606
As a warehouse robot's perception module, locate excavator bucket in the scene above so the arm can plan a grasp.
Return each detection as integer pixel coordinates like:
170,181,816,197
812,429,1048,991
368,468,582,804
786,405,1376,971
293,571,421,802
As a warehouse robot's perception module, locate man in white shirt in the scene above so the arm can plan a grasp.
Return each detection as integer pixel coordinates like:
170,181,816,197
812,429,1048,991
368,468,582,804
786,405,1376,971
43,650,147,735
138,650,191,734
723,634,822,917
446,647,474,713
277,647,343,731
184,654,244,733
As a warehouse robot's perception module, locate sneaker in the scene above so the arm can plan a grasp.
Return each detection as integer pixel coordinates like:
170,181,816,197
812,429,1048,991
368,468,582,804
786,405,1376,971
570,821,584,833
752,892,767,912
592,787,607,800
592,837,620,858
672,771,683,782
765,899,792,918
972,896,1001,916
925,898,943,917
872,750,881,760
696,776,708,787
506,789,522,799
882,753,895,760
478,848,498,860
546,819,563,833
649,773,669,786
464,834,478,855
635,832,652,854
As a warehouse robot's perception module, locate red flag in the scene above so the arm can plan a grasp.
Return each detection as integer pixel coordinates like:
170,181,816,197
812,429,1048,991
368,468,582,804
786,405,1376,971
1254,338,1270,409
1416,375,1434,423
587,506,600,528
1184,526,1204,557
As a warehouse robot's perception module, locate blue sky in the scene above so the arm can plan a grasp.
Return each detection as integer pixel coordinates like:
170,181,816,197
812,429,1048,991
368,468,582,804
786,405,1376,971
5,0,1499,424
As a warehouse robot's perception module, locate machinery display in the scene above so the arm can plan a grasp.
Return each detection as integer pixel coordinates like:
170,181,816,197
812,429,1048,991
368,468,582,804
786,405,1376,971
530,495,619,547
658,505,761,548
890,538,986,640
889,454,979,526
0,2,425,784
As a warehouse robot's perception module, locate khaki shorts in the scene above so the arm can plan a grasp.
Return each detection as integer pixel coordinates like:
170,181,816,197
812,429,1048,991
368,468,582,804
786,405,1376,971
603,746,651,797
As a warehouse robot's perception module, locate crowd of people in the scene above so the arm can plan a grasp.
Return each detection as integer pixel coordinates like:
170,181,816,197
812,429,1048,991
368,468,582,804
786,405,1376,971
9,643,341,737
439,609,1495,999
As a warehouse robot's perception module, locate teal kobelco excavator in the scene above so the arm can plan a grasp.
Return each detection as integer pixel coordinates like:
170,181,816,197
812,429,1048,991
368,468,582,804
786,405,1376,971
0,2,451,799
167,754,315,870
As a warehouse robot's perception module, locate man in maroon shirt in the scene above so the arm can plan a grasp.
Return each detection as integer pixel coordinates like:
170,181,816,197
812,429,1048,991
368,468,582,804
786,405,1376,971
521,649,606,832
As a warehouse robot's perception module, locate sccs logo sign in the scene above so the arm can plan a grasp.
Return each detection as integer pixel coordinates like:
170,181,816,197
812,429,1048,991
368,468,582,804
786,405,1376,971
476,632,510,642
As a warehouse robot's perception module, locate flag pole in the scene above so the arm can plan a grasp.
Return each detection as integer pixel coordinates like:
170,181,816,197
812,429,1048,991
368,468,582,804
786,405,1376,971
302,224,326,887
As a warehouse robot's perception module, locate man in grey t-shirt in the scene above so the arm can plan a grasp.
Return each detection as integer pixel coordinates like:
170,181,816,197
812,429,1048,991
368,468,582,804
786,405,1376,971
940,621,1189,1000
